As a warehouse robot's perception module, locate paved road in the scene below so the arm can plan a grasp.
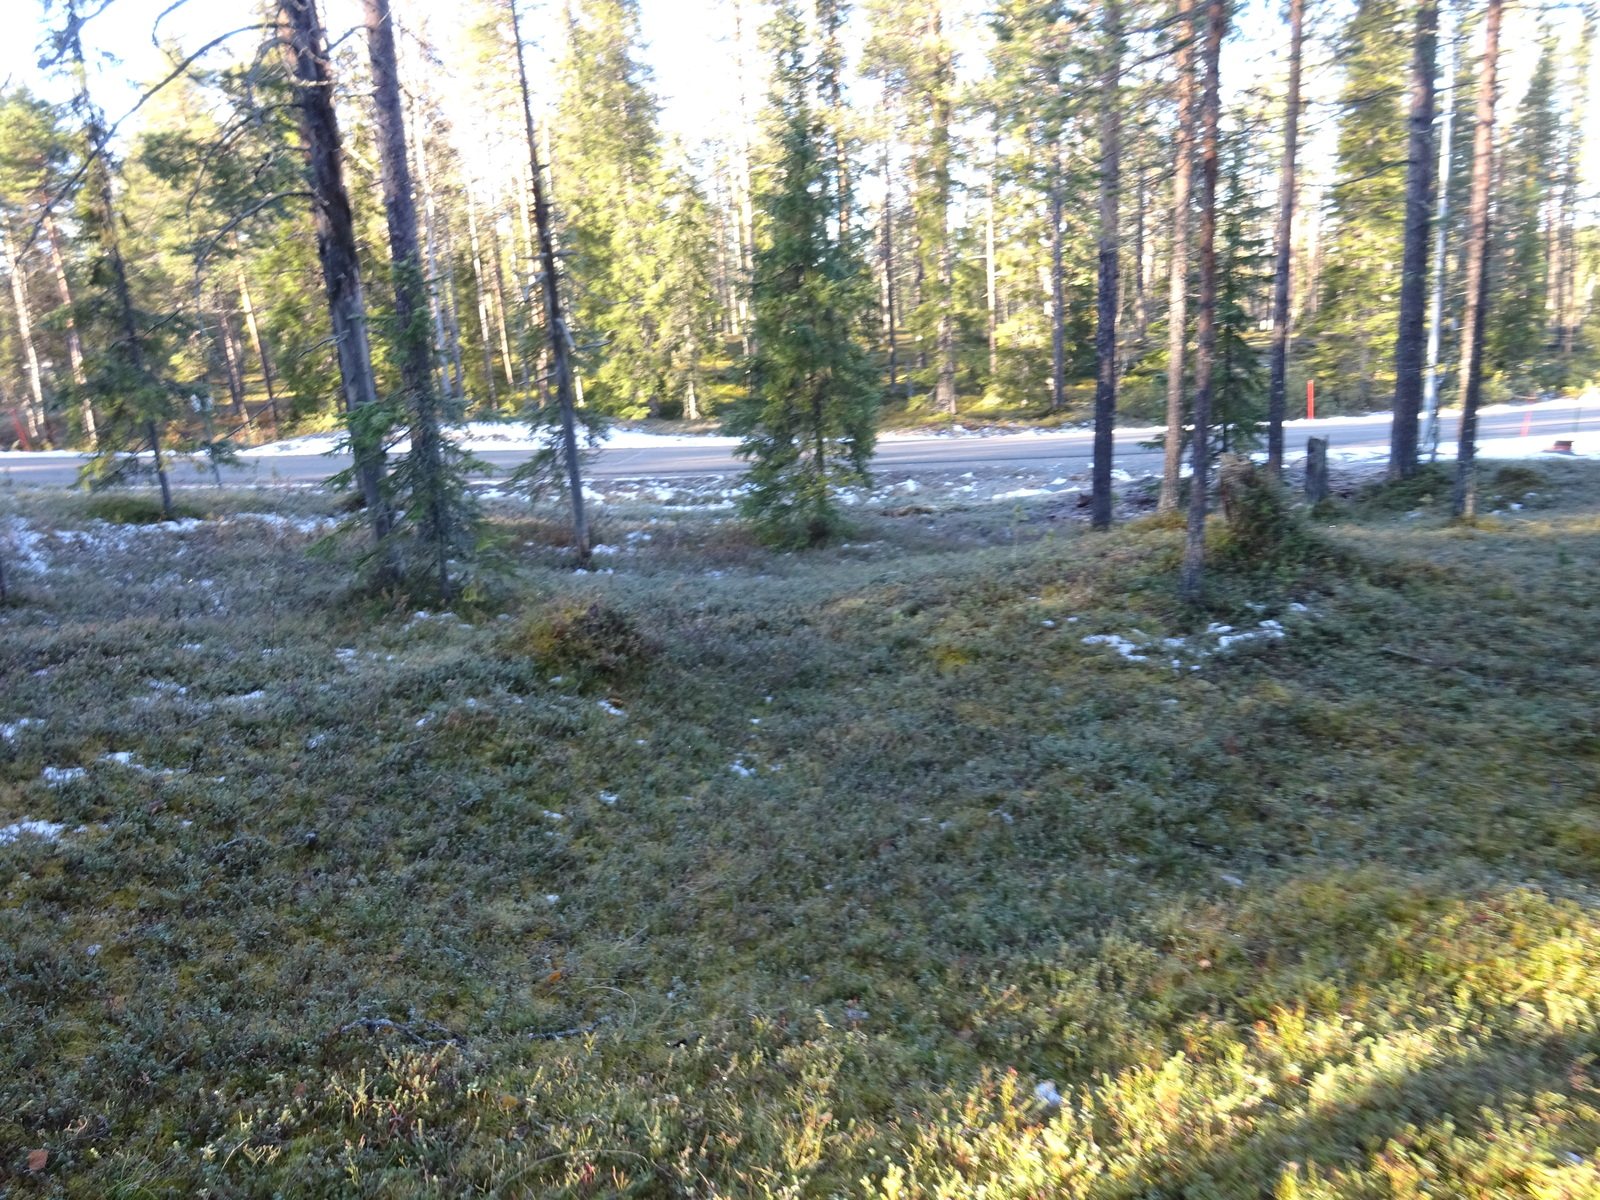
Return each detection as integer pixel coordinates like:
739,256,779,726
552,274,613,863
0,406,1590,489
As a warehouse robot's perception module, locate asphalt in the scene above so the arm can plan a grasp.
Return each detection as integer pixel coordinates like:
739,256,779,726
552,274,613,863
0,406,1590,490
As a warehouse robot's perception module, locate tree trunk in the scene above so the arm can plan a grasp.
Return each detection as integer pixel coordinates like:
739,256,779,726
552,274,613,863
1160,0,1197,512
1179,0,1225,602
882,145,899,395
986,121,999,388
2,230,48,446
365,0,454,594
1266,0,1303,477
412,104,457,401
1421,17,1456,459
1050,136,1066,412
280,0,389,536
1091,0,1123,531
217,295,248,419
464,184,499,409
1452,0,1503,519
1388,0,1437,479
509,0,589,562
238,269,281,431
43,215,94,446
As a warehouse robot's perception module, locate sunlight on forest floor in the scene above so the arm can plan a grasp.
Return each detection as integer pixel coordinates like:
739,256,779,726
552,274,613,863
4,461,1600,1196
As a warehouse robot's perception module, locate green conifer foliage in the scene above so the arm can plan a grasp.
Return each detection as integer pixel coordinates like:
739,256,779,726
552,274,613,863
1489,38,1557,392
554,0,718,419
1308,0,1409,411
1212,117,1269,455
726,2,879,547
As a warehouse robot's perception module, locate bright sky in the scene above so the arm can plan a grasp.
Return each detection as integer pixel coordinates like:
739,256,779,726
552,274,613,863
0,0,1593,211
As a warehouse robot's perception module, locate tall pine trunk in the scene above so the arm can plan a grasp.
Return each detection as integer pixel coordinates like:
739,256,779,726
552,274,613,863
986,122,999,388
1452,0,1503,519
364,0,454,596
43,215,94,446
464,185,498,409
1159,0,1197,511
1179,0,1225,602
280,0,389,537
1050,137,1066,412
1421,20,1455,458
509,0,589,561
238,269,280,431
1388,0,1437,478
881,145,900,395
1091,0,1123,530
2,231,48,446
1265,0,1303,477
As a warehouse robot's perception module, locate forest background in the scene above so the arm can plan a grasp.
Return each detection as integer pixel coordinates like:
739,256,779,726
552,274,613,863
0,0,1594,454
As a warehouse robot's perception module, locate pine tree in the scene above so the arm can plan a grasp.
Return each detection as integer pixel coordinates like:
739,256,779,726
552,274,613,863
554,0,717,419
865,0,957,414
1488,37,1557,392
1212,116,1269,456
1308,0,1409,411
727,1,879,547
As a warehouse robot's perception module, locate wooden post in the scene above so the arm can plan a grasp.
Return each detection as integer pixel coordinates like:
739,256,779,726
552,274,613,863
1305,435,1328,504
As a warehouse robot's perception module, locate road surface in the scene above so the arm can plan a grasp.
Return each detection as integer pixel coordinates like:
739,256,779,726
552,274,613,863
0,405,1591,490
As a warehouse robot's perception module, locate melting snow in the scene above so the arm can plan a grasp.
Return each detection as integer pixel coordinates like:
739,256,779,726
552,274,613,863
0,818,66,843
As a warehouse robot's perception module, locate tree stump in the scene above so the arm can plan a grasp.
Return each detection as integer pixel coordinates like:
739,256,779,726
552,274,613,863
1305,436,1329,504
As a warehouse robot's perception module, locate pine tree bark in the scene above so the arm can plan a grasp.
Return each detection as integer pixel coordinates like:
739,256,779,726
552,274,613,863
2,230,48,446
882,145,900,395
43,215,94,445
1091,0,1123,531
365,0,454,594
464,185,498,409
986,122,999,388
1050,136,1066,412
509,0,589,561
280,0,389,536
1266,0,1304,477
237,270,280,431
1388,0,1437,479
1159,0,1197,511
1452,0,1503,518
1179,0,1225,601
217,296,248,418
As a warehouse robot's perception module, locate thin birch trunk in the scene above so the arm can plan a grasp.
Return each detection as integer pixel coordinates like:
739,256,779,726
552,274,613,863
1091,0,1123,530
1179,0,1225,602
487,213,516,389
1266,0,1303,476
1160,0,1197,511
882,141,899,395
412,103,455,400
1389,0,1437,478
1452,0,1503,518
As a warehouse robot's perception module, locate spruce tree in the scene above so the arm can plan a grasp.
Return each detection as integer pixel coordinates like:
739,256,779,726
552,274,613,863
554,0,716,419
1489,37,1557,392
727,1,879,547
1307,0,1409,410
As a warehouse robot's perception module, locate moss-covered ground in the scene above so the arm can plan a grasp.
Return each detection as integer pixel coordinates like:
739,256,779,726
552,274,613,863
4,463,1600,1197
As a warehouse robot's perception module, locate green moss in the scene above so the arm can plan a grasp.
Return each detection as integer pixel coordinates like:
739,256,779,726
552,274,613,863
4,473,1600,1194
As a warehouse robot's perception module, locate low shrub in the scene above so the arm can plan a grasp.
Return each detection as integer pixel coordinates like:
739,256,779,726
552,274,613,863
508,599,659,679
81,494,203,524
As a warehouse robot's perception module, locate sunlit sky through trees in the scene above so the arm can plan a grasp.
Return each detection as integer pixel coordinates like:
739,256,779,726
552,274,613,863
1,0,1595,215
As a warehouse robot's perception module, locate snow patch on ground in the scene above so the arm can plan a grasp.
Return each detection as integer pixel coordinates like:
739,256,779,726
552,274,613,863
1082,615,1298,669
0,818,67,843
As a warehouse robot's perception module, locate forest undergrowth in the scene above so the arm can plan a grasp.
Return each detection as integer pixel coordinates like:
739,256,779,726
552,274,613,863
4,463,1600,1197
